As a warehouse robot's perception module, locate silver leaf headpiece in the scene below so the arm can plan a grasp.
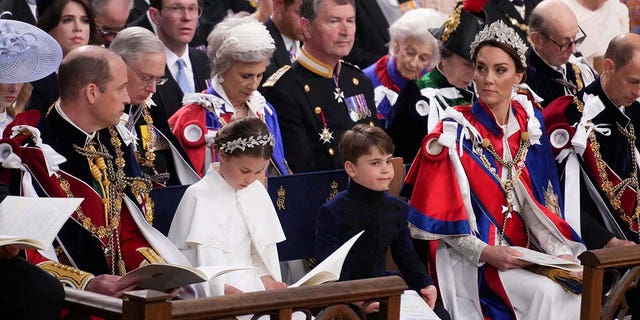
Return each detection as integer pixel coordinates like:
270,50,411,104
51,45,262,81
218,133,275,154
470,20,528,68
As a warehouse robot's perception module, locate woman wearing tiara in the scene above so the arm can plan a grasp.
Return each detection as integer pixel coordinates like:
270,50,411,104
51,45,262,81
405,20,584,319
169,16,289,177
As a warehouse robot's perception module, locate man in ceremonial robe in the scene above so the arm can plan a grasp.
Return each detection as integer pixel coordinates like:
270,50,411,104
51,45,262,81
1,46,203,297
543,33,640,249
261,0,379,173
526,0,596,108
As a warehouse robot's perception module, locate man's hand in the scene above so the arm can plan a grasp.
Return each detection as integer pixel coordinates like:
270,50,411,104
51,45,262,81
0,245,19,260
85,274,138,297
605,237,636,248
480,245,532,271
420,285,438,309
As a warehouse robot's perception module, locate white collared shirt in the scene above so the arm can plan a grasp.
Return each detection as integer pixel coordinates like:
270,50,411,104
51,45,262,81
280,33,300,62
55,102,96,146
165,45,195,93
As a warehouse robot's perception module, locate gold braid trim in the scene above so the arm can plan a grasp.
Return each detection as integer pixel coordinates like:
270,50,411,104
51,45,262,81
137,247,167,266
38,261,94,289
440,5,462,42
571,64,584,92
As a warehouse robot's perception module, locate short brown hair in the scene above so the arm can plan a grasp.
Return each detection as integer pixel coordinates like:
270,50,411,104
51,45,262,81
339,124,394,163
58,47,112,99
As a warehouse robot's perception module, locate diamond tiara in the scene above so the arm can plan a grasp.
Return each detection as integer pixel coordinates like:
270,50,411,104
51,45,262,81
218,133,275,154
470,20,529,68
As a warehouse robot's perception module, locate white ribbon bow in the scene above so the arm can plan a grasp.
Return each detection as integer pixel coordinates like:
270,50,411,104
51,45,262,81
442,108,483,156
0,143,38,197
512,92,542,145
10,125,66,176
571,93,608,155
418,87,462,133
373,85,399,111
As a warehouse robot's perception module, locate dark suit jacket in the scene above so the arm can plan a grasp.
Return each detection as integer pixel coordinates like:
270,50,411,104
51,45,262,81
27,72,59,117
0,0,36,25
128,12,153,30
344,0,389,69
263,18,293,83
152,48,210,119
483,0,541,41
127,0,149,25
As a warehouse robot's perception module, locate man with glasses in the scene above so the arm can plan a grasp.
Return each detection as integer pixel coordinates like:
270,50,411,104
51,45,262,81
132,0,210,120
526,0,596,108
110,27,199,186
92,0,132,46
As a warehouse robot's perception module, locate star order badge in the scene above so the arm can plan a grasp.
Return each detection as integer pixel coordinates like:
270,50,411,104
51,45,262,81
333,87,344,103
319,127,334,144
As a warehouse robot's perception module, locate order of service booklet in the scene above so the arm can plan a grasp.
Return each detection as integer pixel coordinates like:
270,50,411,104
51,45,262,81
289,230,364,288
400,290,441,320
119,264,257,291
0,196,83,250
510,246,583,272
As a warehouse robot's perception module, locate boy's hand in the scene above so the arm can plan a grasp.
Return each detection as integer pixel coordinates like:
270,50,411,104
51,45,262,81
420,285,437,309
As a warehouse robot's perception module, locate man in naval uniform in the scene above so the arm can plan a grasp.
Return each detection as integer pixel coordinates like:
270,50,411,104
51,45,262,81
261,0,379,173
5,46,203,297
526,0,596,108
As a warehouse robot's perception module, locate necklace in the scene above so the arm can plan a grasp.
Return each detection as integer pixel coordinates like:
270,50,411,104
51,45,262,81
60,127,154,275
474,131,532,247
589,123,640,233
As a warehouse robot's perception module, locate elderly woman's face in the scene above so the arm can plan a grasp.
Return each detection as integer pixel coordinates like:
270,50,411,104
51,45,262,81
394,37,435,80
0,83,23,110
220,60,269,106
48,1,91,56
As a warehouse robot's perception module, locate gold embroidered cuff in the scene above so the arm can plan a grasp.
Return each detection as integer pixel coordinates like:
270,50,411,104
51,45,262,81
37,261,94,289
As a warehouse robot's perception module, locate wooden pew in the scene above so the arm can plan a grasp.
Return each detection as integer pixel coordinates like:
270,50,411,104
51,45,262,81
579,245,640,320
63,276,407,320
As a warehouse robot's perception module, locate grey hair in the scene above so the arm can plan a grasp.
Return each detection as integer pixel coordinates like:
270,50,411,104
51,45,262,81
109,27,165,64
300,0,355,21
90,0,134,15
388,8,443,63
206,16,275,76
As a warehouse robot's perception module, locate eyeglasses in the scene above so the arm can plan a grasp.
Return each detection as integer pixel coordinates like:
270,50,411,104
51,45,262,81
128,65,168,86
161,5,203,17
96,23,125,38
539,26,587,52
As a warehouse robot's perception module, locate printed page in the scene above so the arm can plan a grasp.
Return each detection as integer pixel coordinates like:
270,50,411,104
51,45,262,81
0,196,83,250
290,230,364,288
401,290,441,320
511,246,583,272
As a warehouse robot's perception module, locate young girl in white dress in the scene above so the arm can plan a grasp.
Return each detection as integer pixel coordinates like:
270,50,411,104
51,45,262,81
168,117,288,296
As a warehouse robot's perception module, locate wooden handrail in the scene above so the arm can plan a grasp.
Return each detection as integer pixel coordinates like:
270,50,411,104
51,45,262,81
579,245,640,320
63,276,407,320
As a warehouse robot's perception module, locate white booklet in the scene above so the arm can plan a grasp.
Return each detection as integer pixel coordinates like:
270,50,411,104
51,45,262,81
119,263,256,291
511,246,583,272
289,230,364,288
0,196,83,250
400,290,441,320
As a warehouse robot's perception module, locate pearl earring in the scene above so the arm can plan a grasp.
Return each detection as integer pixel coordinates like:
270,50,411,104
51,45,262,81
218,76,224,84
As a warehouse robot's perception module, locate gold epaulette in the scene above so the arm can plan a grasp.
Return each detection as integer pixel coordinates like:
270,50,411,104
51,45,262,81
38,261,94,289
137,247,167,265
262,65,291,87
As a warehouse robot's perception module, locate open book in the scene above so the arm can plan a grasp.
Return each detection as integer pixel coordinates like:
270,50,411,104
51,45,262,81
401,290,440,320
0,196,83,250
290,230,364,288
511,246,583,272
119,263,256,291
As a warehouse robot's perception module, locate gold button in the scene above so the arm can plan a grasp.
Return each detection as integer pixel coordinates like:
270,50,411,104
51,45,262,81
328,148,334,156
352,78,359,85
314,107,322,114
369,122,374,126
304,84,310,92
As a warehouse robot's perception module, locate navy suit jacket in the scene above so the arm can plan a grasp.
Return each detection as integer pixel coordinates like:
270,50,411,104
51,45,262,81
345,0,389,69
0,0,36,25
263,18,293,82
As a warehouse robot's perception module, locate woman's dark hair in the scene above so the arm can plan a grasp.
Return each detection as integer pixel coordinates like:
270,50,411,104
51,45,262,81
37,0,96,44
214,117,274,160
472,40,527,83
